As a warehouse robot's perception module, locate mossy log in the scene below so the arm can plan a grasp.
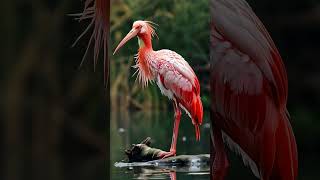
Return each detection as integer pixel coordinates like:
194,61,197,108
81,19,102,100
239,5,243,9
124,137,164,162
120,137,210,171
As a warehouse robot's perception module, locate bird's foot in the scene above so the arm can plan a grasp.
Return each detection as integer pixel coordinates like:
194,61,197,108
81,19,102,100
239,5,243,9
157,150,176,159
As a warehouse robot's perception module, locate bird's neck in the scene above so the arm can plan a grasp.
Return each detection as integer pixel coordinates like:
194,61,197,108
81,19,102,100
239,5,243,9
137,34,154,68
138,34,153,51
135,35,154,87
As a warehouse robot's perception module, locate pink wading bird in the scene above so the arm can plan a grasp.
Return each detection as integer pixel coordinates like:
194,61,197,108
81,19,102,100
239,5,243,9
210,0,298,179
113,20,203,158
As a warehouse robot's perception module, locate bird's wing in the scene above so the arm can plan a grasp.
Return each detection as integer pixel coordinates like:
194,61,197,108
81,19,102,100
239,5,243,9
211,41,277,135
210,49,278,178
211,0,297,178
156,49,200,96
211,0,288,108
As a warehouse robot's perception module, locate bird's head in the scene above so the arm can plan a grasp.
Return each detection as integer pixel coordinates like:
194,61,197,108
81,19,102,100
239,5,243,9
113,20,158,55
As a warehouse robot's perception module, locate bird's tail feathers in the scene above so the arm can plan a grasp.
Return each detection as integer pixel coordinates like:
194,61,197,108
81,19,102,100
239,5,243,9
271,112,298,179
192,95,203,141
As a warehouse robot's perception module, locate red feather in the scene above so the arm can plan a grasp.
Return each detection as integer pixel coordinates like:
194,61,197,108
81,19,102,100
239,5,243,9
210,0,298,179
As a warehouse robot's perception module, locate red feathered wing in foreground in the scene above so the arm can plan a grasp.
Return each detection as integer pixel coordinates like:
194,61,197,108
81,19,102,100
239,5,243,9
73,0,109,85
210,0,298,179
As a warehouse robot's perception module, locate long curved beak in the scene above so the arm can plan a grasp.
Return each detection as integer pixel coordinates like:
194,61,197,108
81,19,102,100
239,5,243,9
113,28,139,55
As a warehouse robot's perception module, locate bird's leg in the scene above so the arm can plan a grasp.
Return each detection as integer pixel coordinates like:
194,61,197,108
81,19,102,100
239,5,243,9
211,128,229,180
169,101,181,154
158,100,181,159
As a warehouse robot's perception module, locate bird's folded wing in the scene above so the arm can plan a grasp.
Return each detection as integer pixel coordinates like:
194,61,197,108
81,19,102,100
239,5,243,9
211,44,279,135
156,49,200,97
211,0,288,108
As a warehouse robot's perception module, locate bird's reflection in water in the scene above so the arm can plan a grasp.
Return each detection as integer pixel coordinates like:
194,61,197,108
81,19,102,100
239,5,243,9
124,163,210,180
130,167,175,179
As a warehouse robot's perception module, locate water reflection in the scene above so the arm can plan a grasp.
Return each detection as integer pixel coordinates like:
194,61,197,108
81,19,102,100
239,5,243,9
131,167,177,180
114,164,210,180
129,167,210,180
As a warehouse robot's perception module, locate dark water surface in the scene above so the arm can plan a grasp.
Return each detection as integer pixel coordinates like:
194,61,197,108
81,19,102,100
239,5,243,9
26,110,320,180
27,150,320,180
110,110,320,180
